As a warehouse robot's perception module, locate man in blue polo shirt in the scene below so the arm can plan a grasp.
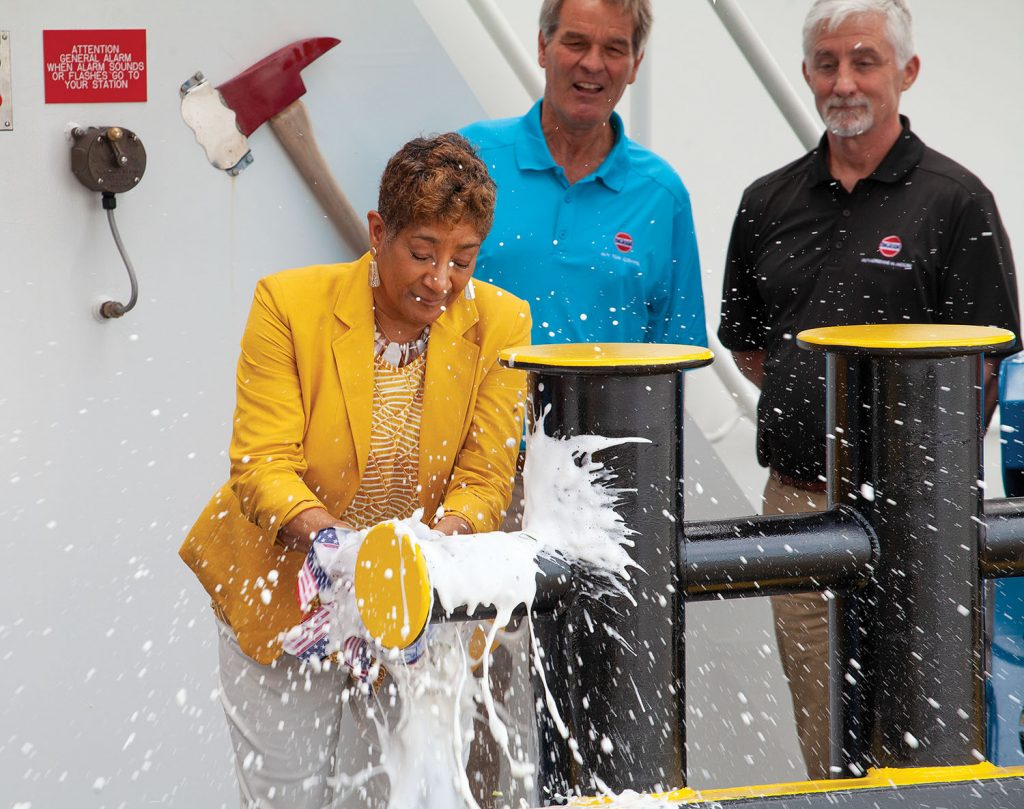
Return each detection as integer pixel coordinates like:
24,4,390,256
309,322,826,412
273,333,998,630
461,0,706,348
459,3,706,803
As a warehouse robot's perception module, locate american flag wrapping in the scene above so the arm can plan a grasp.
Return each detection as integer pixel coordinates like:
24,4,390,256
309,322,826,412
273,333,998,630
296,527,339,612
283,526,351,662
282,605,333,661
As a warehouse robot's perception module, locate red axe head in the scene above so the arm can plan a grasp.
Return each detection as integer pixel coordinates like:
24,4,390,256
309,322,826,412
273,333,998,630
217,37,340,136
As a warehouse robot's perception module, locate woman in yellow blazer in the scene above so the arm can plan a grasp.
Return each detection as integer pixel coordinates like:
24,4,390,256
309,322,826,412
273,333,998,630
179,133,530,808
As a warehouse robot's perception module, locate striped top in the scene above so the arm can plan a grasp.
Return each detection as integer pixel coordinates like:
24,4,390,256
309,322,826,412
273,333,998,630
343,352,426,528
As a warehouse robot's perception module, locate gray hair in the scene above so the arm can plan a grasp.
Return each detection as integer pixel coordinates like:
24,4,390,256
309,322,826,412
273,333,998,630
539,0,653,56
802,0,915,68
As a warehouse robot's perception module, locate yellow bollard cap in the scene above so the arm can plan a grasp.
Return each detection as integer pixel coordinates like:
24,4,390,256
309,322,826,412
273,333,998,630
354,521,432,650
797,324,1015,355
498,342,713,373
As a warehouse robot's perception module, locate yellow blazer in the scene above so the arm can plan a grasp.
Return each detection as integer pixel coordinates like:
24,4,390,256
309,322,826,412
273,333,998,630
180,254,531,663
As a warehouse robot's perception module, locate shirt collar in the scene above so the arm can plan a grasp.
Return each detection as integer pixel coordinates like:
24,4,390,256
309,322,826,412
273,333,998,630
514,99,631,191
809,115,924,187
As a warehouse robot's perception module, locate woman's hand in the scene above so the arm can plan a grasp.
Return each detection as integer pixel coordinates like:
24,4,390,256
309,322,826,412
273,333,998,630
432,513,473,536
276,507,355,554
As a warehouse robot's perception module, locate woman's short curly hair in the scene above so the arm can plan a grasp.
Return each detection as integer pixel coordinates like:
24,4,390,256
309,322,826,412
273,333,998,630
377,133,497,242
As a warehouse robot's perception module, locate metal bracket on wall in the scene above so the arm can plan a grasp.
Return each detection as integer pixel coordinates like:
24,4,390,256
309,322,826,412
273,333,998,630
0,32,11,131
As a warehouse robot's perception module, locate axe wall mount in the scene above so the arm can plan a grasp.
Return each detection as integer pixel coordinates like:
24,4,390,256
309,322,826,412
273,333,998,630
180,72,252,176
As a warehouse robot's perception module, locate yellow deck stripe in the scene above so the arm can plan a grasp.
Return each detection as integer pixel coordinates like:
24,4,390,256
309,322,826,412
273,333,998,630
569,762,1024,805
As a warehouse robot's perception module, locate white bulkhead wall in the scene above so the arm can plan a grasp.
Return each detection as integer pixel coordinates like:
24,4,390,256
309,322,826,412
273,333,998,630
1,2,486,806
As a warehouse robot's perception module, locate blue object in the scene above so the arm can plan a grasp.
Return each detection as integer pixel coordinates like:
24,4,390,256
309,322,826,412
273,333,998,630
989,578,1024,764
1000,352,1024,494
989,353,1024,764
461,101,707,347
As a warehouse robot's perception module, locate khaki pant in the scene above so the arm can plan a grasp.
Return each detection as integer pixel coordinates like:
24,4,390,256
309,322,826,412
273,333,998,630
763,473,830,780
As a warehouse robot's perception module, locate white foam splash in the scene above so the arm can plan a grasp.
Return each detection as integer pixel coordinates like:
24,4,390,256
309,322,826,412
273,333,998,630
329,629,481,809
331,414,646,808
521,423,645,596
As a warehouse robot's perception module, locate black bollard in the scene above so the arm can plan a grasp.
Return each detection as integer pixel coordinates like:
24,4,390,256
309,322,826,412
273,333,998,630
797,324,1015,775
500,343,712,799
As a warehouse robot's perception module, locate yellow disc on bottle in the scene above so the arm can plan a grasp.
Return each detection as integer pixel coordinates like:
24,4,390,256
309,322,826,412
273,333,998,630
499,342,713,372
354,521,432,650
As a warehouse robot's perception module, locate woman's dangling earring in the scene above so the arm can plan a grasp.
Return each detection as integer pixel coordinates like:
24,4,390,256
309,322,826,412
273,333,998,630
369,247,381,288
464,279,476,300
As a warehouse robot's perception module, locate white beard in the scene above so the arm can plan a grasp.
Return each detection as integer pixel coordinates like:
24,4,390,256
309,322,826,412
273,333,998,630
823,99,875,137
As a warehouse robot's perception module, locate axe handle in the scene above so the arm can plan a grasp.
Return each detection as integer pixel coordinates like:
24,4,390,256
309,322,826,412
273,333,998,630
268,100,371,256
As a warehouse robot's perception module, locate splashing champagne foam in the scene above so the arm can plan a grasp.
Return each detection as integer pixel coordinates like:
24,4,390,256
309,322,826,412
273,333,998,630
332,412,647,808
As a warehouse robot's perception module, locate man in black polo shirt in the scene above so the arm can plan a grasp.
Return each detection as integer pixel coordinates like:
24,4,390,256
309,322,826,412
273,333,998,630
718,0,1019,779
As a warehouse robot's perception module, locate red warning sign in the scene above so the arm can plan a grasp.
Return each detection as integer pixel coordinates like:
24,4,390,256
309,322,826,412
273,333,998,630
43,29,147,103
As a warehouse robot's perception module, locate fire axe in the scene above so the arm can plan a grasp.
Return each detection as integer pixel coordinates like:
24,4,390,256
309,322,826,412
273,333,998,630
180,37,370,256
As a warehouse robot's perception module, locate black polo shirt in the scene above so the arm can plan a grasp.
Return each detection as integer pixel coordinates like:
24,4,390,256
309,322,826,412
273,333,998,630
719,117,1020,482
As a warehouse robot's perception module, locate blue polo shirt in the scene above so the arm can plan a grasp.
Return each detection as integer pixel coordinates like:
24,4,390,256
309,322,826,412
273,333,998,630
461,101,707,347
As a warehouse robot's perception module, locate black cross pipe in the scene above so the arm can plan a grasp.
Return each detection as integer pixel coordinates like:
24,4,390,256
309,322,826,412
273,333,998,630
682,507,877,599
981,497,1024,577
419,495,1024,622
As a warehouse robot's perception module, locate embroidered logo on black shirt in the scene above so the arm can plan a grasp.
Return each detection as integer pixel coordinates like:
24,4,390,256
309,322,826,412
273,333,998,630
878,235,903,258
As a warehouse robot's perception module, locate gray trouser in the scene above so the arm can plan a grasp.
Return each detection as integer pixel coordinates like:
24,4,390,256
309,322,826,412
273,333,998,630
216,618,387,809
